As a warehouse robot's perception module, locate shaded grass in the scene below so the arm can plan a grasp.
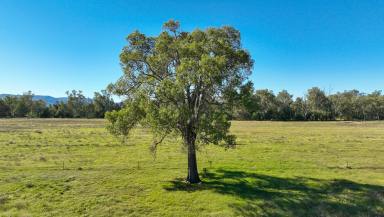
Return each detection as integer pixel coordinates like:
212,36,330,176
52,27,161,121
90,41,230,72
166,169,384,217
0,119,383,216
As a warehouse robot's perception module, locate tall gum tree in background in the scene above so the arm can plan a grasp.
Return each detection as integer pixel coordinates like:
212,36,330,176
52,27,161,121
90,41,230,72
106,20,253,183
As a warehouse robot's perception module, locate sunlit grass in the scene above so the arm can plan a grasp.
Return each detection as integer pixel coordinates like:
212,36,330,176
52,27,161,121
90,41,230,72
0,119,383,216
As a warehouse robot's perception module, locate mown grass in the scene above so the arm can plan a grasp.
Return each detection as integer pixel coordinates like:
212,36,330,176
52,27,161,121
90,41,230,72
0,119,383,216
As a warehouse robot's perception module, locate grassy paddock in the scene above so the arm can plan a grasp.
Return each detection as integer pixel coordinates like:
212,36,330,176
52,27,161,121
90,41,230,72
0,119,383,216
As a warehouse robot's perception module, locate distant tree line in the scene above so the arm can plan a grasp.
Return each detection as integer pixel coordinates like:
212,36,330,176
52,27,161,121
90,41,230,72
232,82,384,121
1,85,383,120
0,90,120,118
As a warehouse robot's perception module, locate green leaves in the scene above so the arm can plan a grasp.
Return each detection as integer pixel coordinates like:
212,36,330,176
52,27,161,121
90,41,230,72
107,20,253,148
105,96,146,140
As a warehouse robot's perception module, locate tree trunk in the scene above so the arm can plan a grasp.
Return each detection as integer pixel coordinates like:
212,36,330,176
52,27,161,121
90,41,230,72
187,140,200,183
185,128,201,183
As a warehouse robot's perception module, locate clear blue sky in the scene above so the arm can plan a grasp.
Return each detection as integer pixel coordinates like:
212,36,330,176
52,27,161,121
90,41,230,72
1,0,383,97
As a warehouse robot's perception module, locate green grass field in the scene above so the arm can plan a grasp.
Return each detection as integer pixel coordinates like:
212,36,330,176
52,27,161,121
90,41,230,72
0,119,383,217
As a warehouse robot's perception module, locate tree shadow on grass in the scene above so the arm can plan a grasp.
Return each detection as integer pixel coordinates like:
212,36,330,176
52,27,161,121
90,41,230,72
164,169,384,217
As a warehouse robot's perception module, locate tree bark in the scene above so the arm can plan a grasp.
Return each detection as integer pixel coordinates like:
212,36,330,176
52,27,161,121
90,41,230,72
187,140,200,183
185,128,201,183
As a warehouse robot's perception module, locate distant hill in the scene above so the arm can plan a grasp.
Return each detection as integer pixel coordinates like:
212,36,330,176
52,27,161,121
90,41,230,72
0,94,67,105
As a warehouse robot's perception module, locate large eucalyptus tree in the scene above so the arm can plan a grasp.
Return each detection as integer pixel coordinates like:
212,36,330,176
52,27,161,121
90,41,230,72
106,20,253,183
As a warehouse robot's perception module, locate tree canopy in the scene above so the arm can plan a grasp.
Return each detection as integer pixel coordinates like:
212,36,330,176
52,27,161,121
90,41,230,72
106,20,253,183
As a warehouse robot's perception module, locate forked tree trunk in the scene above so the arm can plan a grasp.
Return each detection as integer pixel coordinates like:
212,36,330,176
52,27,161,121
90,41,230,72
185,128,201,183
